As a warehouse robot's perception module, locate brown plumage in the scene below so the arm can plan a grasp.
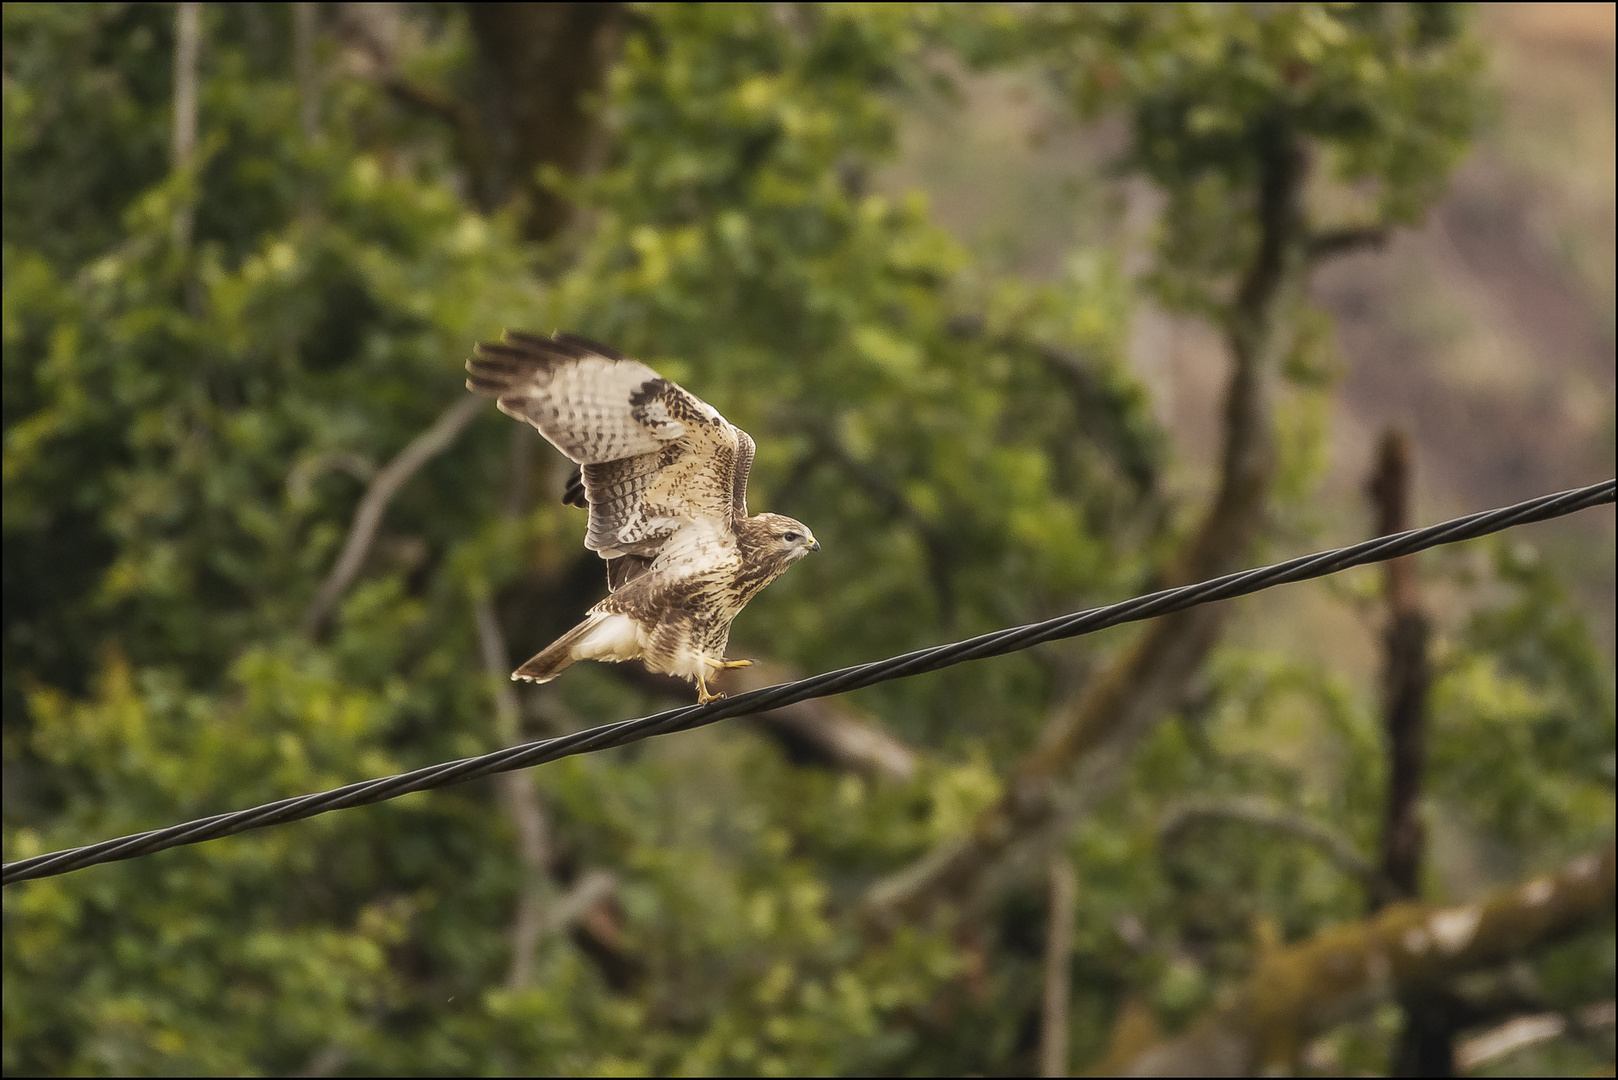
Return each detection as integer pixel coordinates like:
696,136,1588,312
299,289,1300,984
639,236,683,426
466,331,819,703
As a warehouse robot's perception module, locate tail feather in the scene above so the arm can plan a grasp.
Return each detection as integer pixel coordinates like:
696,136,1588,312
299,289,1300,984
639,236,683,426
512,616,601,683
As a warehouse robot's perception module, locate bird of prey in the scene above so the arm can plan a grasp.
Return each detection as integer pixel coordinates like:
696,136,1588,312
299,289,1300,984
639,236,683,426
465,331,819,703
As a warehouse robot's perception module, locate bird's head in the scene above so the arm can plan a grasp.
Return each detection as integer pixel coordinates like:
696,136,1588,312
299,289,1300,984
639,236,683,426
752,513,820,563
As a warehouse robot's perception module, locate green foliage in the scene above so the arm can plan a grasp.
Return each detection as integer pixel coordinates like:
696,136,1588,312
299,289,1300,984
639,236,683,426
1047,2,1484,315
1433,541,1617,848
3,3,1605,1077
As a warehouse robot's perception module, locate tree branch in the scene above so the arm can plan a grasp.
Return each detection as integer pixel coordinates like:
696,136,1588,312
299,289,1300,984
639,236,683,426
302,396,483,638
864,132,1310,925
1092,846,1616,1076
1307,225,1388,262
1455,1001,1617,1072
729,660,917,782
293,2,319,141
1367,429,1449,1073
611,659,918,782
1159,795,1380,894
171,2,201,251
1369,429,1430,907
1041,859,1077,1078
473,594,554,990
808,427,960,628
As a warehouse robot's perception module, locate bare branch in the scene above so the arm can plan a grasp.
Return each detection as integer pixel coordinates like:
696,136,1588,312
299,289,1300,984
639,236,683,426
285,450,376,503
605,654,919,780
1041,859,1077,1078
294,3,320,141
172,2,201,250
1369,429,1432,908
1308,226,1388,262
302,396,483,638
1159,795,1379,893
1093,846,1616,1076
474,594,553,990
173,4,200,167
1368,429,1443,1074
609,659,918,781
729,661,917,782
543,869,619,936
1455,1001,1616,1072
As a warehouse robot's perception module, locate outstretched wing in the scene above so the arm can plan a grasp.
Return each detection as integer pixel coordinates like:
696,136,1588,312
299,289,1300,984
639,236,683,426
466,331,755,561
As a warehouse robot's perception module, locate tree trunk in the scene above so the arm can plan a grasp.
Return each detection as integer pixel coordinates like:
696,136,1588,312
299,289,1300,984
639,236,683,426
463,2,627,238
865,132,1309,924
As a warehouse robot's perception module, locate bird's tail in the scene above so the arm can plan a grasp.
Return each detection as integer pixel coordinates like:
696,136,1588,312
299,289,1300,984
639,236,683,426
512,614,603,683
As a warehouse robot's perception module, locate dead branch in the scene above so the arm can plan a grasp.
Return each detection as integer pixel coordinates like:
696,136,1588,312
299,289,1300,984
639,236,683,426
302,395,483,638
728,661,917,781
1455,1001,1616,1072
1091,846,1616,1076
1369,429,1430,906
1368,429,1445,1073
609,659,919,782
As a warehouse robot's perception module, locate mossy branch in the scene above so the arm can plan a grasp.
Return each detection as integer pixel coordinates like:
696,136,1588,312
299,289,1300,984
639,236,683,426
1090,846,1616,1075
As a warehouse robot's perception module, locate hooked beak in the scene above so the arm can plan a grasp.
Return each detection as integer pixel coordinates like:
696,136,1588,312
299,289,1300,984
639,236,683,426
808,538,821,552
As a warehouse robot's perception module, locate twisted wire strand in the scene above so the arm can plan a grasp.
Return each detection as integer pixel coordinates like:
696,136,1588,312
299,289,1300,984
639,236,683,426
5,478,1612,886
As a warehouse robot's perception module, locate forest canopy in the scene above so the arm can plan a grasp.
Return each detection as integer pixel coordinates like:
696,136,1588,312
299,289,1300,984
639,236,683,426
3,3,1613,1076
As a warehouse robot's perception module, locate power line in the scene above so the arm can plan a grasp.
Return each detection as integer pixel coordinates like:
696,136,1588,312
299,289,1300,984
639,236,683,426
4,479,1612,886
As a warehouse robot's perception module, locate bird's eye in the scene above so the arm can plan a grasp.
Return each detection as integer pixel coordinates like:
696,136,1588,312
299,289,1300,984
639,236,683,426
782,532,801,542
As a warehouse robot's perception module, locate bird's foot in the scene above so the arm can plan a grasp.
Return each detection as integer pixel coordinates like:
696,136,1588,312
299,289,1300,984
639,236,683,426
703,656,754,670
697,688,727,705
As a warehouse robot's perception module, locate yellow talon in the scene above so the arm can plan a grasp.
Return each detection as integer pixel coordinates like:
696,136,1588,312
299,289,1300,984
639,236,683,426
696,670,727,704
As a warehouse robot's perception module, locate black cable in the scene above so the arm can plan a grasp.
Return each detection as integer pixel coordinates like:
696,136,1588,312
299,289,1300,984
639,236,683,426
4,478,1612,886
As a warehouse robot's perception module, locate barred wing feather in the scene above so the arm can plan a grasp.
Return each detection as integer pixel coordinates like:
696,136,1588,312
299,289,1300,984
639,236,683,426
466,331,754,560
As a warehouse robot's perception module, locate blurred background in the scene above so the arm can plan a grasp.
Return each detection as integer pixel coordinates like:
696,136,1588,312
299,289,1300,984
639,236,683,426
3,4,1612,1075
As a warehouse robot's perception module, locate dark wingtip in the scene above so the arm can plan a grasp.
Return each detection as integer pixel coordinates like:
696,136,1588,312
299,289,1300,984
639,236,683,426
501,329,553,349
562,465,588,508
466,331,590,388
552,332,633,362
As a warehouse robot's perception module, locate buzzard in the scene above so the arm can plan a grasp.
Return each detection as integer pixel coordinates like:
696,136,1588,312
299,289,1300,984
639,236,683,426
466,331,819,703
